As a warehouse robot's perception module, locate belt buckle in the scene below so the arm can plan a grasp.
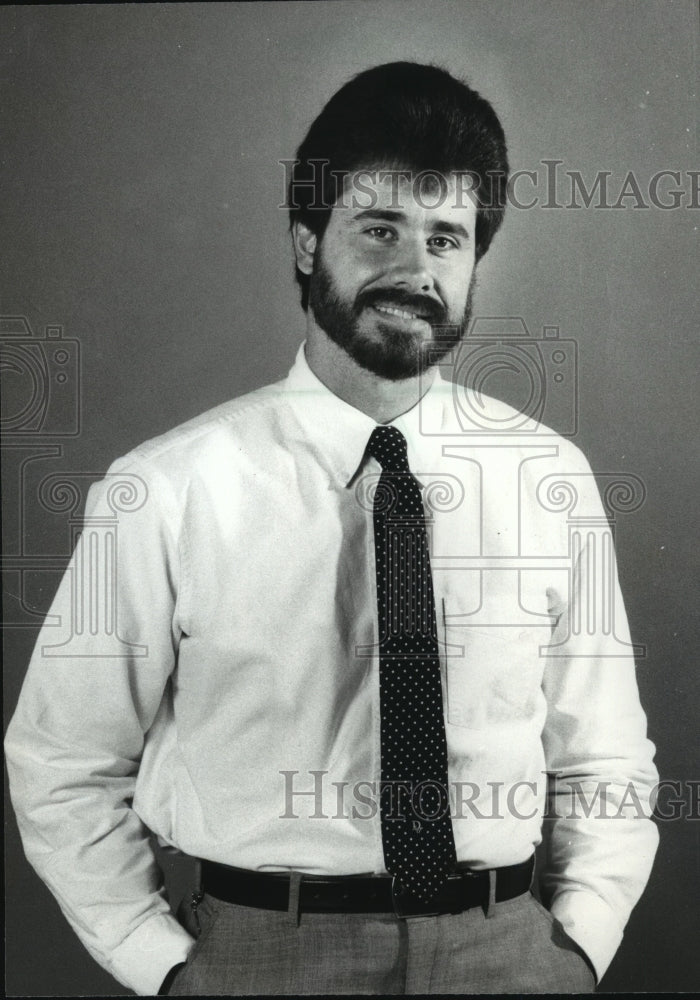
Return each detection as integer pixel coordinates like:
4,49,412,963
391,876,443,919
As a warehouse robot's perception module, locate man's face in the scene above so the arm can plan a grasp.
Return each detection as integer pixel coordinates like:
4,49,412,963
305,170,478,380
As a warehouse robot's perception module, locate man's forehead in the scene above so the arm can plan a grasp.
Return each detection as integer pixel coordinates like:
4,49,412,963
336,167,478,219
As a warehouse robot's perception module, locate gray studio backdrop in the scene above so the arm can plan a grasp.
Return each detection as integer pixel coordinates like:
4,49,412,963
2,1,697,995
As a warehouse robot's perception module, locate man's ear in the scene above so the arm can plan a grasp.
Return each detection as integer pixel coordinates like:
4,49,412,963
292,222,318,276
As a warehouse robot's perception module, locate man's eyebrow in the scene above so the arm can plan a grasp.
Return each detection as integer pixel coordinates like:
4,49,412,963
352,209,408,225
426,219,471,240
351,209,471,240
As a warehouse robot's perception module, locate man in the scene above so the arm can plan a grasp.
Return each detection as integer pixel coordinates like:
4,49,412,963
6,62,658,995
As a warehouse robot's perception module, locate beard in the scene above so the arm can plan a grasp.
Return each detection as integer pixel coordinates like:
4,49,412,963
308,255,476,381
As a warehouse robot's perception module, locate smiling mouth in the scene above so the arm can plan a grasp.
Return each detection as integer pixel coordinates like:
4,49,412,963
373,304,427,322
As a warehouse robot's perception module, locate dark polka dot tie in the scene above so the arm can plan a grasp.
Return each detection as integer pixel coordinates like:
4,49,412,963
367,424,457,903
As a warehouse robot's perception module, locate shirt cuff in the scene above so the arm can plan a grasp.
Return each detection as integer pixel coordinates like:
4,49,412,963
108,912,195,996
550,888,624,983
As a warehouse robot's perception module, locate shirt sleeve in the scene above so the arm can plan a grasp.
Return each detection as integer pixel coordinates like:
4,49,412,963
539,452,659,982
5,457,195,996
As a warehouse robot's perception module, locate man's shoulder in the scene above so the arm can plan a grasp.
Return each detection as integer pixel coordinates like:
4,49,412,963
108,376,290,481
438,382,591,469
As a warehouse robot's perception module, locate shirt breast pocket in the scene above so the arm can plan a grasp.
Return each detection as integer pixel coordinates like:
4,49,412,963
442,616,549,731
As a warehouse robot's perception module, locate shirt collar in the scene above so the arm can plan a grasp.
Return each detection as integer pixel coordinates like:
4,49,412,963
283,343,450,487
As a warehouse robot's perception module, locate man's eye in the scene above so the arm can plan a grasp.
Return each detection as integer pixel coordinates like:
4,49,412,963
428,235,459,250
365,227,395,240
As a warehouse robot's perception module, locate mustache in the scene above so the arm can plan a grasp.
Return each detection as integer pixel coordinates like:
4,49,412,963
355,288,447,324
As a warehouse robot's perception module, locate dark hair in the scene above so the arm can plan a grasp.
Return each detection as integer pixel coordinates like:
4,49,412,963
288,61,509,309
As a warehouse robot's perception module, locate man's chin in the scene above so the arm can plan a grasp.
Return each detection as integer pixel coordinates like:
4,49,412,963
340,331,438,381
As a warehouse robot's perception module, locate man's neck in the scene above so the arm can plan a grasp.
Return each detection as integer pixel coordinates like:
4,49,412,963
304,330,435,424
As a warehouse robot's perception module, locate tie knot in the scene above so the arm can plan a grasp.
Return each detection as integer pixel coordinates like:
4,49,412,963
367,425,410,473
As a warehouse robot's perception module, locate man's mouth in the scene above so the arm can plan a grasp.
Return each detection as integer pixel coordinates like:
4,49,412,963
373,304,427,322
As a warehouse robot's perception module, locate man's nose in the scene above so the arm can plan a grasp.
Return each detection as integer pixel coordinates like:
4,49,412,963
387,239,435,294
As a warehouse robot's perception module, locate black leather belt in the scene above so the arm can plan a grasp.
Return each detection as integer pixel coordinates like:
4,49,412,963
200,856,534,919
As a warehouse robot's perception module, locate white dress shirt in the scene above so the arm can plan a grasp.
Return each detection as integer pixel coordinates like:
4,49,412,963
6,343,659,995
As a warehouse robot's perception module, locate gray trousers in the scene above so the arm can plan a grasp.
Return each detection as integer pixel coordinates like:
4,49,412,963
168,880,596,995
